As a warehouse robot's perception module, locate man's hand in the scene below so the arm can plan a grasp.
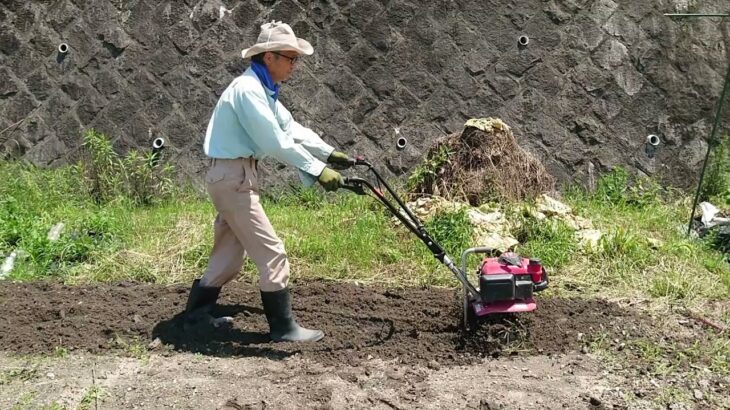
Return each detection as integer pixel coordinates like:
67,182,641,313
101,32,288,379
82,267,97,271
327,151,354,170
318,167,344,192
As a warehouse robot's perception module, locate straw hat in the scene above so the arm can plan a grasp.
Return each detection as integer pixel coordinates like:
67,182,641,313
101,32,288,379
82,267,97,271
241,21,314,59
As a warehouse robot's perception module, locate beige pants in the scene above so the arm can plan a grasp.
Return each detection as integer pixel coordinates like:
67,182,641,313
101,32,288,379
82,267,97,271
200,157,289,292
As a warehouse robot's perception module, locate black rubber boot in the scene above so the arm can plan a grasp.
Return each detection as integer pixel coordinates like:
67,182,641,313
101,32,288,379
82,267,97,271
184,279,221,324
261,287,324,342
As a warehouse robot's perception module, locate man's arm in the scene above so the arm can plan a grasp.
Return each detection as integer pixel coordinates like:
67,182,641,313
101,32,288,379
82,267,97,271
274,101,335,162
232,87,326,178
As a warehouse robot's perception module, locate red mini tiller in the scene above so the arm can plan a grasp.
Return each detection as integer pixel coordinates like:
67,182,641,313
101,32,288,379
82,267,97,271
342,156,549,329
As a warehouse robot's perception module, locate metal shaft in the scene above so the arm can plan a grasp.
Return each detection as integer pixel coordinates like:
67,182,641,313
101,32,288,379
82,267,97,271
687,61,730,236
664,13,729,18
662,12,730,236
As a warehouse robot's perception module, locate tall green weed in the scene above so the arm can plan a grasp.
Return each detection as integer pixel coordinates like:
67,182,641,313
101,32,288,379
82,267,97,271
700,135,730,204
77,129,175,206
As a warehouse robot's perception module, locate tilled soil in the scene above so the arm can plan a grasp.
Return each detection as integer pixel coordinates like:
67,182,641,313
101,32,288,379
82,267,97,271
0,280,655,367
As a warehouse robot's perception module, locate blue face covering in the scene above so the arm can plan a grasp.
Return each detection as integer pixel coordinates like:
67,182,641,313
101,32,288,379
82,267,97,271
250,60,280,101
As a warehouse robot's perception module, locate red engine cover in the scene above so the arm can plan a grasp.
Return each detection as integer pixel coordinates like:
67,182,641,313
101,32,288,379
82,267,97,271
480,252,544,283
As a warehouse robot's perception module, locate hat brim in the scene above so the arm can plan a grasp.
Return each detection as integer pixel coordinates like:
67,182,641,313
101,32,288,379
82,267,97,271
241,38,313,59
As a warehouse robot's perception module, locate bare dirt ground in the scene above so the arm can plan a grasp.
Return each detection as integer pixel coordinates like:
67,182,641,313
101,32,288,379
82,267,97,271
0,281,727,409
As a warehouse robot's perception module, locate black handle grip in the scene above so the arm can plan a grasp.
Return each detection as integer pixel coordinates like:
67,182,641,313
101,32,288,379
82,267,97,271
352,156,371,167
342,177,366,195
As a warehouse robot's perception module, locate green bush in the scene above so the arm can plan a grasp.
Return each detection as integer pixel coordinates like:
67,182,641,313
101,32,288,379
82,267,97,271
0,163,86,256
0,129,175,279
122,149,175,206
0,202,125,279
704,225,730,257
78,129,175,206
423,207,474,258
593,167,662,208
515,218,577,269
0,196,29,249
78,129,123,204
406,145,453,192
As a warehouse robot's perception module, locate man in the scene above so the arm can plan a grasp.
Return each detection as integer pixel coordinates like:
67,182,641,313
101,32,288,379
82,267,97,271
183,21,354,343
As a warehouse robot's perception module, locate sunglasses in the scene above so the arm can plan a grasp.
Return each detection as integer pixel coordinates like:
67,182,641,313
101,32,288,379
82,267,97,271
270,51,299,64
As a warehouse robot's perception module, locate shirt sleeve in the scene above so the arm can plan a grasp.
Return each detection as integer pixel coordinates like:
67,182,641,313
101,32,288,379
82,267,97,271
231,87,327,177
274,101,335,162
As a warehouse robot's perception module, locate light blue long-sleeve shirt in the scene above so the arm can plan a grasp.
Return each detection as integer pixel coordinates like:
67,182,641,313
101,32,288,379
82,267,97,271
203,67,334,186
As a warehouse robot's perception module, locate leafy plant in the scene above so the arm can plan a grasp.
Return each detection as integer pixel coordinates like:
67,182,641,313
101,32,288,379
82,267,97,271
705,225,730,255
77,385,104,410
595,167,630,205
77,129,175,206
10,209,121,278
122,149,175,206
701,134,730,204
423,207,474,258
407,145,453,192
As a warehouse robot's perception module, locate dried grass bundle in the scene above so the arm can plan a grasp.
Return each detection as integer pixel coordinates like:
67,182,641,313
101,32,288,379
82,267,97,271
410,118,555,205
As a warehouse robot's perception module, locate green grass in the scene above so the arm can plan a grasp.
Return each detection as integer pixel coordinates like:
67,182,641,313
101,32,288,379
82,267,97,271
0,161,450,287
1,159,729,315
701,135,730,204
515,217,577,269
76,385,103,410
558,176,730,307
422,207,474,259
11,392,37,410
1,364,38,385
629,337,730,407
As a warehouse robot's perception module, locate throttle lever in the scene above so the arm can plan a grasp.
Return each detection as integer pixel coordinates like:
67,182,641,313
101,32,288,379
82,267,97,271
353,155,370,167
